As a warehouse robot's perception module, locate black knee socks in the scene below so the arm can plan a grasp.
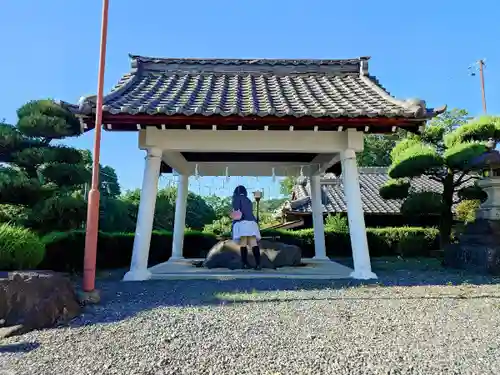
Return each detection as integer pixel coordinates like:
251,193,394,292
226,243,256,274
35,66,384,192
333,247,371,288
241,246,261,269
240,247,249,266
252,246,261,267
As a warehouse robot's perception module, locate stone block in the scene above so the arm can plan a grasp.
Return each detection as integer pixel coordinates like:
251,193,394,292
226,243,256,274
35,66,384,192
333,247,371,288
0,271,81,338
444,219,500,275
203,240,302,269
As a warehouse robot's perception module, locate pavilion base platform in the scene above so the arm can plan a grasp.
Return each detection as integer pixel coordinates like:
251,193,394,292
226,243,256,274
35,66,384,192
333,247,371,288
147,258,353,280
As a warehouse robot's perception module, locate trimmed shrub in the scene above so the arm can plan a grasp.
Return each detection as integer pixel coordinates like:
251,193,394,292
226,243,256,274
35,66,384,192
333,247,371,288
379,179,410,200
40,226,439,272
263,226,439,258
368,227,439,257
0,223,46,270
455,199,481,223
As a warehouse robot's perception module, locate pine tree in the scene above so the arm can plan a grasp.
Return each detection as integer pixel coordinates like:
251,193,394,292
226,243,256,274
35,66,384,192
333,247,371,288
380,110,500,248
0,100,90,232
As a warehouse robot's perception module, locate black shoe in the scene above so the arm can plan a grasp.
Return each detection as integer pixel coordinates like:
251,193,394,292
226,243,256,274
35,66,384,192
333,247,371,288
254,265,262,271
242,263,251,269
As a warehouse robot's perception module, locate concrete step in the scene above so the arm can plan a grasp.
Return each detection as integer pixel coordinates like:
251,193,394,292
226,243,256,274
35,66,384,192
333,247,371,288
148,258,353,280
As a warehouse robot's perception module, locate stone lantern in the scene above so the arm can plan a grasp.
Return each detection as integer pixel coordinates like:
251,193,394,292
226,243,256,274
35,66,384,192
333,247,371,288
444,138,500,275
472,139,500,221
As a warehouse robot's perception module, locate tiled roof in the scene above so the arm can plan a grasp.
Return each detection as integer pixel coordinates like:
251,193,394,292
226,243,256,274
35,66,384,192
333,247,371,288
73,55,444,120
286,168,471,215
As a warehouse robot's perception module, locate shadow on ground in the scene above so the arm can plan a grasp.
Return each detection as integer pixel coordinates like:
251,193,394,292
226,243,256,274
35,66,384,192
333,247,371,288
59,257,500,329
0,342,40,353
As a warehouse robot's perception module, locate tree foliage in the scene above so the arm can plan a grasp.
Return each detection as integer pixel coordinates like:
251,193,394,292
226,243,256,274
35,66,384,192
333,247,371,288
98,196,136,232
358,131,407,167
401,192,443,216
379,179,410,200
280,177,296,195
0,100,89,232
119,186,217,232
455,199,481,223
100,165,121,198
16,99,81,140
66,150,125,232
204,195,232,221
379,109,500,248
203,196,284,235
259,198,287,213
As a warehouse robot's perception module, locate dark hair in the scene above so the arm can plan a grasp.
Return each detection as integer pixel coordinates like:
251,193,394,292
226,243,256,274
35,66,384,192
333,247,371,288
233,185,248,197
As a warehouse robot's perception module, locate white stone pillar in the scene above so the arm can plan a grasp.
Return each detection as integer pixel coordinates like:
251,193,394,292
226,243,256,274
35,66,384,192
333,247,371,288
341,149,377,279
123,148,162,281
170,173,189,261
310,175,328,260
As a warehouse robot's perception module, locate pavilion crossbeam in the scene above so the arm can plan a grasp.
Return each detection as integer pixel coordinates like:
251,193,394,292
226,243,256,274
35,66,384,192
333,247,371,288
143,127,361,176
140,128,363,154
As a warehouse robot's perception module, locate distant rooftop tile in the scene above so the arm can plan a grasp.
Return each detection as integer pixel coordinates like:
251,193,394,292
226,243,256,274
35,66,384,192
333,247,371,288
287,167,471,215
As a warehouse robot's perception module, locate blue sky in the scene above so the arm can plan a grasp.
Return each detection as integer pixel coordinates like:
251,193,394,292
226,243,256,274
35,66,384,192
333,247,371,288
1,0,499,198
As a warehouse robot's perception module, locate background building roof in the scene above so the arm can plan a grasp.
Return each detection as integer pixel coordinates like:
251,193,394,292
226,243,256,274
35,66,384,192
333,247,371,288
283,167,471,215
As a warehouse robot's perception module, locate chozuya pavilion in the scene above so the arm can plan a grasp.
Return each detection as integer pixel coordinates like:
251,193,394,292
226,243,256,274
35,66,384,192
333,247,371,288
65,54,444,281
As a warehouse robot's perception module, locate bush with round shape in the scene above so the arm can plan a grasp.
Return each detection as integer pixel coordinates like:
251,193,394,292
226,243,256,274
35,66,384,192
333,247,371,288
0,223,45,270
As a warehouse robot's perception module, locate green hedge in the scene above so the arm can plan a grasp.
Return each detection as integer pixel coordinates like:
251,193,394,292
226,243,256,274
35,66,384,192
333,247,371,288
39,230,218,272
39,226,439,272
260,227,439,258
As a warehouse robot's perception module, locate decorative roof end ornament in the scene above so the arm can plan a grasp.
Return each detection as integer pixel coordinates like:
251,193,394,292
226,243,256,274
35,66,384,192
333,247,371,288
77,95,96,114
359,59,369,76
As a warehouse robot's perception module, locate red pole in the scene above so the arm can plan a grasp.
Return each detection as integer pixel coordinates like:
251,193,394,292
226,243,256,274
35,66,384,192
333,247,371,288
83,0,110,292
478,59,487,114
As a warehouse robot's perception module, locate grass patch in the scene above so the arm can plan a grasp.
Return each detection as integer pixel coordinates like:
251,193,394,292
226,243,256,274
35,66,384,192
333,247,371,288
215,288,282,303
332,256,444,272
215,291,250,302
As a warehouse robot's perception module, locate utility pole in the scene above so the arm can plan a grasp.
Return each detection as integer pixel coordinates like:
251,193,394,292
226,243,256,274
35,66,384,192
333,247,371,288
468,59,487,114
478,59,487,114
83,0,109,296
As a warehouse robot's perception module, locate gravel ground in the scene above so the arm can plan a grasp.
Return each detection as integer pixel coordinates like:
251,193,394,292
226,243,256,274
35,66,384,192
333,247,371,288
1,264,500,375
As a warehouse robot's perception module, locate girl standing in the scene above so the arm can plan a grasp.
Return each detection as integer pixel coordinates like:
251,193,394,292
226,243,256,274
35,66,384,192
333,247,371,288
230,185,262,270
